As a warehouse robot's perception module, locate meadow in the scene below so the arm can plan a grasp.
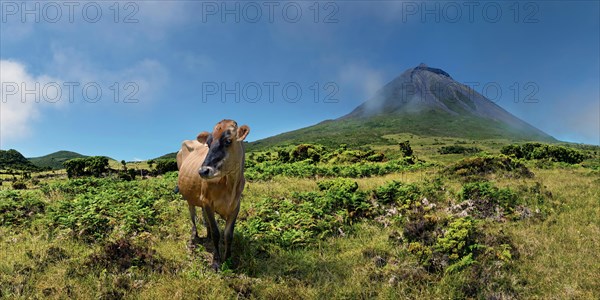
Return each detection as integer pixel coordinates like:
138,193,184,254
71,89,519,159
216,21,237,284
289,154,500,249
0,136,598,299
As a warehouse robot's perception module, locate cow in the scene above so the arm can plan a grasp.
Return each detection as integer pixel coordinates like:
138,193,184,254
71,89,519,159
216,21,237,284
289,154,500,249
176,119,250,270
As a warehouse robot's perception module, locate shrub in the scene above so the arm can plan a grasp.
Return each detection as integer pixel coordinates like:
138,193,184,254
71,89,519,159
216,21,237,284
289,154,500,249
403,213,480,273
47,178,164,242
439,145,482,155
435,217,477,261
289,144,324,163
399,140,413,157
245,157,424,181
276,148,290,163
445,155,533,180
12,180,27,190
63,156,109,178
374,180,421,207
366,152,385,162
239,178,370,247
154,159,178,175
500,143,585,164
457,182,520,219
0,191,46,226
64,158,86,178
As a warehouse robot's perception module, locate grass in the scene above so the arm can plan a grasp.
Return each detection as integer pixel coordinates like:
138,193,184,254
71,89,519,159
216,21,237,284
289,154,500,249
0,138,598,299
508,168,600,299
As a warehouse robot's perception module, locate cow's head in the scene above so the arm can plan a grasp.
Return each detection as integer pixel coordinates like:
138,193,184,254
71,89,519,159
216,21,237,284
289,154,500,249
197,119,250,180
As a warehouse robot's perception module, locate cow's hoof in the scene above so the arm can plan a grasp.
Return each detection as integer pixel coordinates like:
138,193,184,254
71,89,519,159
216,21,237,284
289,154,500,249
188,235,201,249
211,261,220,271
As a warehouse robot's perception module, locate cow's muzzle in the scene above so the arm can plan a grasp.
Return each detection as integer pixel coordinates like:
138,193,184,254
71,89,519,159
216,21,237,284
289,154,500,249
199,166,217,179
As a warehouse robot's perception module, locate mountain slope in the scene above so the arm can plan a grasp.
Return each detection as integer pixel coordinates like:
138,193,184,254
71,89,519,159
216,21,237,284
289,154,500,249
28,151,88,170
0,149,40,171
248,64,554,150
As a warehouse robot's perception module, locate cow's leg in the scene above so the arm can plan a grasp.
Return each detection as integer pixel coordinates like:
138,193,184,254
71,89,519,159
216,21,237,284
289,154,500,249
188,204,201,247
223,206,240,263
203,205,221,270
200,208,209,235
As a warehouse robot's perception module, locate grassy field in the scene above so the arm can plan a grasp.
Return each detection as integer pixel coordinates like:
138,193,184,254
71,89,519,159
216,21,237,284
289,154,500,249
1,136,598,299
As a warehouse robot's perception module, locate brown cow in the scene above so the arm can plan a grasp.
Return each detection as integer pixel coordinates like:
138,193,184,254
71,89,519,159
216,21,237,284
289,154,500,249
177,119,250,270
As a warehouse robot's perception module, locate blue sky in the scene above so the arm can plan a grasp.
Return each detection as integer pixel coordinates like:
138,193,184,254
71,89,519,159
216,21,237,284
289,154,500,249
1,1,598,160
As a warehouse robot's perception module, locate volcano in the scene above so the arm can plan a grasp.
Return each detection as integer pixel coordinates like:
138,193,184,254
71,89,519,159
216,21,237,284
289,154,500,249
252,64,553,149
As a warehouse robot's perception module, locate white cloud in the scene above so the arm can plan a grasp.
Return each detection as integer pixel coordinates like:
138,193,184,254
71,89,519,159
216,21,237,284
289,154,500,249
47,46,169,106
134,2,191,40
338,64,385,101
0,60,63,145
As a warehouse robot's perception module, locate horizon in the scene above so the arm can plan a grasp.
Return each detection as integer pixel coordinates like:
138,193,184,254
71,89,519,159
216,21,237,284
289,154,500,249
1,1,599,161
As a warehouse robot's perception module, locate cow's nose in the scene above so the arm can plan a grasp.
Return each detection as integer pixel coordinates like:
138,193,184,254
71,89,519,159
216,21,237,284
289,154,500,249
199,167,211,178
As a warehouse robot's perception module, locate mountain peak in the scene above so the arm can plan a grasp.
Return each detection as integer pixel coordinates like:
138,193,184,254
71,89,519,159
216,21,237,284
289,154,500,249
338,64,553,141
413,64,451,78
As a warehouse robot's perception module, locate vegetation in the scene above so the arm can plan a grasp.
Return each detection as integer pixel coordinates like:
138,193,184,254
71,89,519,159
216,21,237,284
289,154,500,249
438,145,482,155
501,142,586,164
153,159,178,175
445,154,533,180
247,110,556,151
63,156,110,178
244,143,427,180
0,149,39,171
0,138,598,299
28,150,87,170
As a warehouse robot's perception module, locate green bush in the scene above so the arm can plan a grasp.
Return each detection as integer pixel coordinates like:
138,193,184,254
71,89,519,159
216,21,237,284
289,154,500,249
245,157,423,181
501,143,585,164
459,182,520,218
439,145,482,155
63,158,86,178
374,181,421,207
435,217,477,261
154,159,178,175
0,190,46,226
445,155,533,180
63,156,109,178
399,140,413,157
287,144,325,163
47,178,168,242
12,180,27,190
239,178,370,248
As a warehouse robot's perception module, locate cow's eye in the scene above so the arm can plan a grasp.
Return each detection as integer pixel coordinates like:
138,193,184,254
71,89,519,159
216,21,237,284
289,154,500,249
224,139,232,146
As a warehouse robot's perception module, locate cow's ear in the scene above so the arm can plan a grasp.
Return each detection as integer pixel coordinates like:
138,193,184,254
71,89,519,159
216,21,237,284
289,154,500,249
237,125,250,141
197,131,211,144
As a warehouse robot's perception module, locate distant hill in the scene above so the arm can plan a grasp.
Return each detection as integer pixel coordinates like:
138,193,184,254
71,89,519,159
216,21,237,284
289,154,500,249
248,64,555,151
0,149,40,171
28,150,88,170
152,152,177,160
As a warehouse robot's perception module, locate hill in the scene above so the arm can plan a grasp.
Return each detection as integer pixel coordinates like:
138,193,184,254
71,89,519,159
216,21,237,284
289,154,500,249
0,149,40,171
28,150,88,170
248,64,555,151
152,152,177,160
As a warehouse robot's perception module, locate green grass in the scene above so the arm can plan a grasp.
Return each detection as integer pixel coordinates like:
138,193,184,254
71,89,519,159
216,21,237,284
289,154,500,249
0,139,598,299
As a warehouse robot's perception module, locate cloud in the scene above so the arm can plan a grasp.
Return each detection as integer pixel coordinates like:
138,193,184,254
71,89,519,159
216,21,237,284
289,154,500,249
555,101,600,145
338,63,385,101
0,60,63,145
543,81,600,145
47,46,169,106
134,2,192,40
